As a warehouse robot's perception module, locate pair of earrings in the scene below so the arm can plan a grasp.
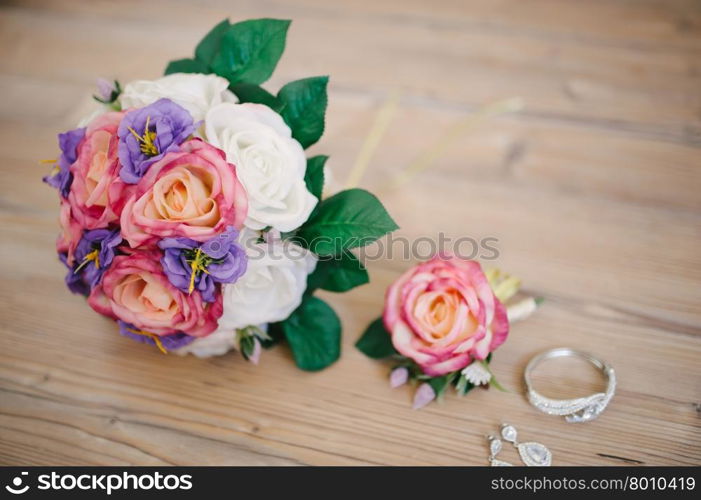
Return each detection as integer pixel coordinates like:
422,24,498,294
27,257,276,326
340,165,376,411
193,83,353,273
487,423,552,466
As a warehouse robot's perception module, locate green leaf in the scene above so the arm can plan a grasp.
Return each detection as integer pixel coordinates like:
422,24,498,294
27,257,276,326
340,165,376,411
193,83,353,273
195,19,231,68
282,296,341,371
239,335,256,360
276,76,328,148
261,321,285,348
320,251,369,292
304,155,327,201
165,58,209,75
229,83,278,107
480,359,509,392
355,317,397,359
304,258,330,293
428,376,450,397
308,251,369,293
211,18,290,85
455,374,475,396
489,375,509,392
296,188,398,255
455,374,467,394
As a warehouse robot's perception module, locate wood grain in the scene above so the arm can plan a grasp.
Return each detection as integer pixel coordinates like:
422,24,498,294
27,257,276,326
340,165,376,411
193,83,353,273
0,0,699,466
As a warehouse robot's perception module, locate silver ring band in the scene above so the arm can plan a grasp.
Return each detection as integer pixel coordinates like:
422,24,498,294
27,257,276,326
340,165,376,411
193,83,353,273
524,347,616,423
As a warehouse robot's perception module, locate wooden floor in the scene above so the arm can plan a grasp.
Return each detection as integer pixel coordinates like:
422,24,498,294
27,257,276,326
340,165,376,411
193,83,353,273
1,0,700,466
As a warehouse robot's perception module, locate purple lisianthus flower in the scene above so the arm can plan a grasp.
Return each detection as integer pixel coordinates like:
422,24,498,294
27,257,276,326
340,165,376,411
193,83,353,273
118,321,195,353
62,228,122,296
43,127,86,198
158,226,247,302
59,252,90,296
118,98,197,184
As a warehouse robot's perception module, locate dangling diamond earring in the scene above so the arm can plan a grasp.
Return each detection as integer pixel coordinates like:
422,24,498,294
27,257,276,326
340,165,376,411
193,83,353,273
486,434,513,466
501,423,552,466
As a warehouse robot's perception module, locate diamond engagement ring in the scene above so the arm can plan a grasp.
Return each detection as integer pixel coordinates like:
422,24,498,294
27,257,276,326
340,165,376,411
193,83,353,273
524,347,616,423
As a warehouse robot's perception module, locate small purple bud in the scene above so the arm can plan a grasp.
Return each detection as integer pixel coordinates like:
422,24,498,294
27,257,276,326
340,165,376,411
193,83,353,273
412,383,436,410
264,229,282,243
389,367,409,388
96,78,116,101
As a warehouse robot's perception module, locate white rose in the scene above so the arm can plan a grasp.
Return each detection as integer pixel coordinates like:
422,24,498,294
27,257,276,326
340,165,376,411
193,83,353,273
204,102,317,232
76,103,110,127
174,324,267,358
119,73,237,121
216,236,317,330
174,327,238,358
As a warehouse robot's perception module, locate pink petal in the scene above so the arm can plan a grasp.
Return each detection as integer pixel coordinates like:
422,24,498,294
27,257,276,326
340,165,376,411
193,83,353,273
248,337,262,365
392,321,434,366
96,78,116,101
412,383,436,409
389,367,409,388
421,353,471,377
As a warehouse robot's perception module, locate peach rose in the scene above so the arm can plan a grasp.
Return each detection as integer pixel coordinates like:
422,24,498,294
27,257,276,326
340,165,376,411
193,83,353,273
384,256,509,376
56,201,82,266
68,111,134,229
88,250,222,337
120,139,247,248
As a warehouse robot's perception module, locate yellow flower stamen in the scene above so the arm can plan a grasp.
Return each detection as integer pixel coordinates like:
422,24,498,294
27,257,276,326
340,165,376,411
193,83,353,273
186,248,212,294
74,249,100,273
127,115,159,157
126,327,168,354
40,159,60,176
188,251,198,294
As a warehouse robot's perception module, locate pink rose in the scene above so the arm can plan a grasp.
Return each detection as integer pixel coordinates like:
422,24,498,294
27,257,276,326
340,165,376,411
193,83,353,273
383,256,509,376
88,250,223,337
56,201,82,266
120,139,247,248
68,111,134,229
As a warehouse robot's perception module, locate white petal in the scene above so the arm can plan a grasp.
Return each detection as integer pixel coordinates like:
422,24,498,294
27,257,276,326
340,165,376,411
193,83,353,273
461,361,492,386
204,103,316,232
217,240,317,329
120,73,235,121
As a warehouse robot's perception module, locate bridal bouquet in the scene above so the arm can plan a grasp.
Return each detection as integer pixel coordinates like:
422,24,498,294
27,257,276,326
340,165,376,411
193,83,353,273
43,18,397,370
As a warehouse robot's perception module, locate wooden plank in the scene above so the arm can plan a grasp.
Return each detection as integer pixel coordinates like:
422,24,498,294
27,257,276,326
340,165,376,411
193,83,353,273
0,265,699,465
2,82,701,213
11,0,701,51
1,1,700,141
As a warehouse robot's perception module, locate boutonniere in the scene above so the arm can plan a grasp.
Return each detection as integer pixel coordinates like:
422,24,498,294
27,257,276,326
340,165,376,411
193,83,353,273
356,255,541,408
